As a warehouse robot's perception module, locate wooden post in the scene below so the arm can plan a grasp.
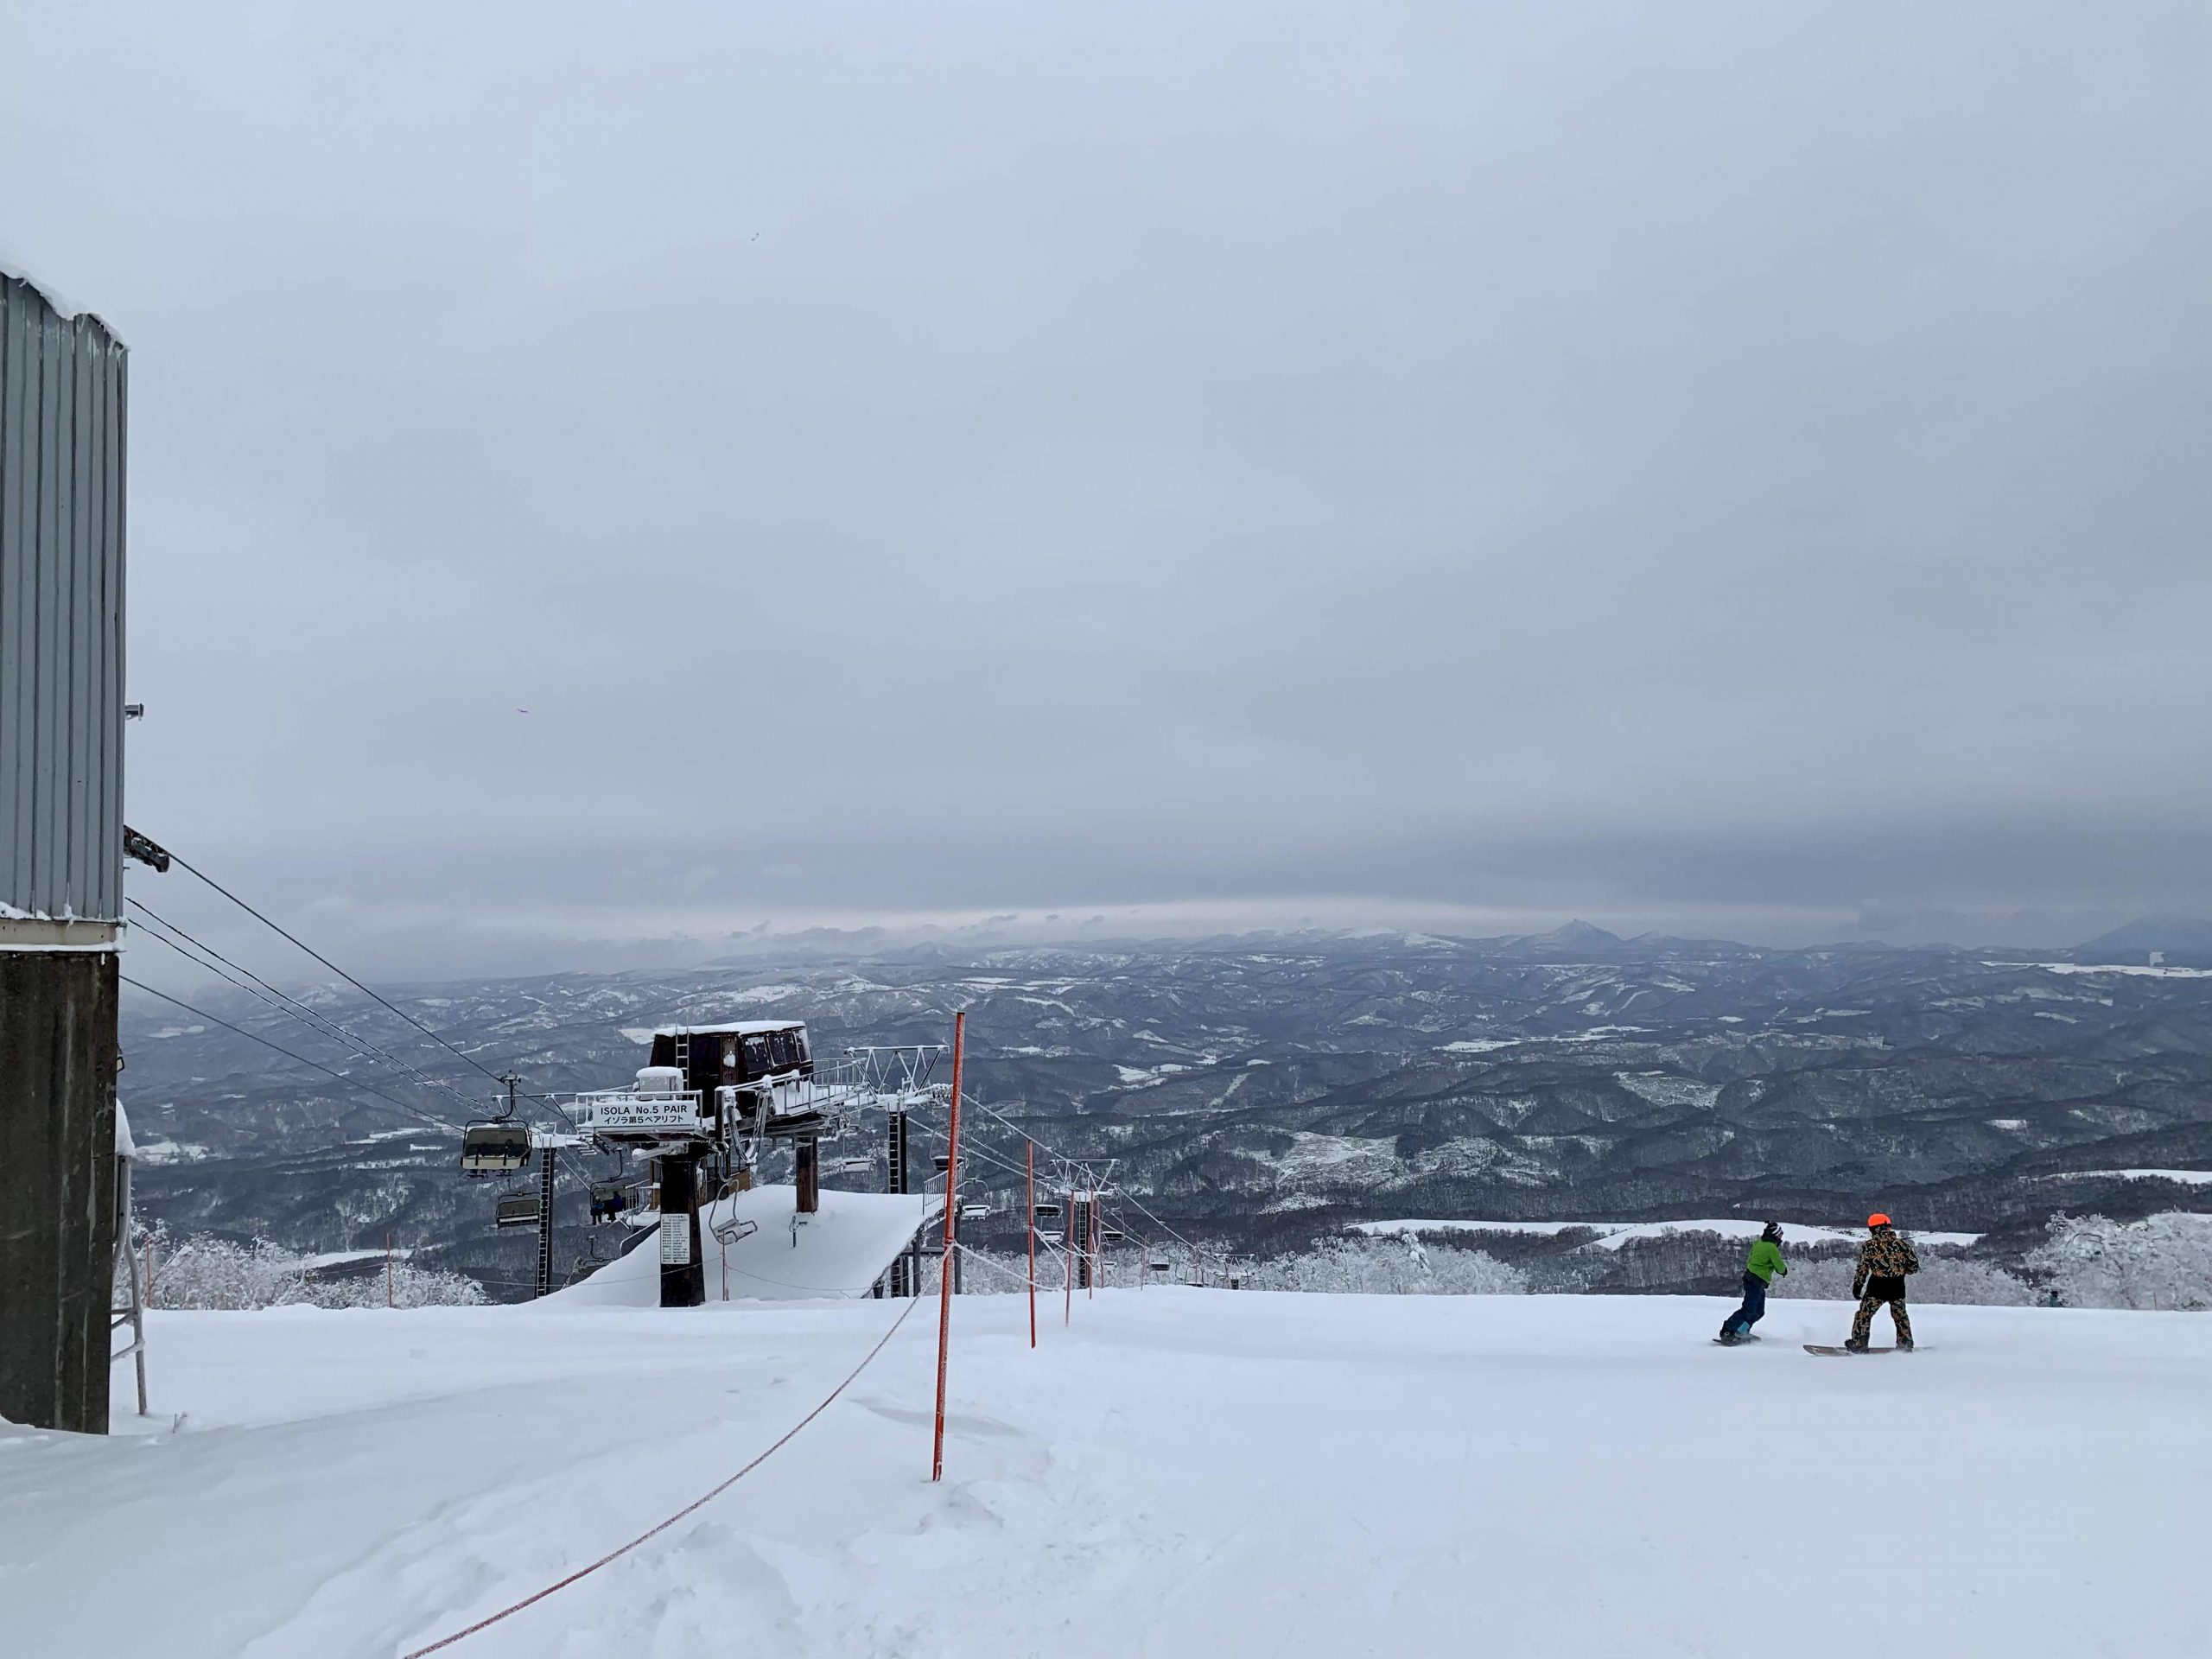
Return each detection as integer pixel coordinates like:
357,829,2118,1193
1064,1185,1076,1325
796,1135,819,1214
931,1011,965,1483
1026,1141,1036,1349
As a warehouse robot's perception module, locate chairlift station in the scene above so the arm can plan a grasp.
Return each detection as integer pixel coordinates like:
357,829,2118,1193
510,1022,943,1307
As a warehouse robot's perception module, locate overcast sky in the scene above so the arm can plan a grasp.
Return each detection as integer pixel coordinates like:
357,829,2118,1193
7,3,2210,977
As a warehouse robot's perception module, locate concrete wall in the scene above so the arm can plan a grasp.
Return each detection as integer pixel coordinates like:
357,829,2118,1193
0,949,120,1433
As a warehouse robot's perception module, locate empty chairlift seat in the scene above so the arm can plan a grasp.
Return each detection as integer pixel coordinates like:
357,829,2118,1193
494,1195,543,1230
461,1123,533,1175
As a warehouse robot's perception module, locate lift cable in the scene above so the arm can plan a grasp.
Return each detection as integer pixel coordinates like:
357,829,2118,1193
906,1090,1209,1269
129,924,464,1122
128,901,489,1120
158,846,515,1088
906,1110,1077,1193
960,1092,1208,1258
900,1109,1162,1283
947,1238,1039,1291
118,976,461,1136
132,843,575,1125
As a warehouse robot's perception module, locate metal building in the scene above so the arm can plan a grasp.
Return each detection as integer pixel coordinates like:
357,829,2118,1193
3,268,128,935
1,264,129,1433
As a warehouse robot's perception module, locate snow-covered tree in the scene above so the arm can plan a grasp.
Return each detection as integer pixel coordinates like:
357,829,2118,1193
1247,1235,1528,1295
308,1261,490,1310
2024,1212,2212,1311
127,1228,486,1310
1771,1254,2033,1306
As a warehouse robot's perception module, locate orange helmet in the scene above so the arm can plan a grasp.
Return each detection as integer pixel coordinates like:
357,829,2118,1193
1866,1212,1891,1228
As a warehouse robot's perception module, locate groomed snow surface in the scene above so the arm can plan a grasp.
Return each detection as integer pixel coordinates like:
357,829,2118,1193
3,1294,2206,1657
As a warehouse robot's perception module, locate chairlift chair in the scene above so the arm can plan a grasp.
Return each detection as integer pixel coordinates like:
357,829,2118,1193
460,1122,533,1176
1103,1229,1127,1243
494,1194,542,1230
958,1203,991,1223
588,1182,632,1224
1033,1201,1062,1219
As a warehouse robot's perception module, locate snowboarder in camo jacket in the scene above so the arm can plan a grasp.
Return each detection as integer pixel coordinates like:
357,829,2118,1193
1717,1221,1787,1343
1846,1214,1920,1351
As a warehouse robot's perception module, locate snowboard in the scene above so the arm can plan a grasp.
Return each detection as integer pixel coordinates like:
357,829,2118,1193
1712,1333,1762,1345
1802,1344,1917,1356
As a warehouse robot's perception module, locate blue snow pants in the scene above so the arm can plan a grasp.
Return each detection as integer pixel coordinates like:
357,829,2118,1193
1725,1272,1767,1336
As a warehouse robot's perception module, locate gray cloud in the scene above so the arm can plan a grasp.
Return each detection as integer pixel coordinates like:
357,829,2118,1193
5,3,2209,977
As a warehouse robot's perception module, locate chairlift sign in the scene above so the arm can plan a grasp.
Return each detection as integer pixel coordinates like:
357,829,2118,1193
658,1212,693,1266
589,1097,703,1133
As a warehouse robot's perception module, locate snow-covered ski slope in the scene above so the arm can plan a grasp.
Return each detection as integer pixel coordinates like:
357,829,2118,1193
3,1294,2205,1657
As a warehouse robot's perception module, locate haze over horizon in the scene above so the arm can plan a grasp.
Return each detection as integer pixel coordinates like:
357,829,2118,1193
7,3,2209,980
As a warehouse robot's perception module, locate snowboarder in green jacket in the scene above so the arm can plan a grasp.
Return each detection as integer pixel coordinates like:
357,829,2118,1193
1718,1222,1787,1343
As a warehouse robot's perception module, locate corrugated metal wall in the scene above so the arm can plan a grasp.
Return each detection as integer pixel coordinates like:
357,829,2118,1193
0,271,128,924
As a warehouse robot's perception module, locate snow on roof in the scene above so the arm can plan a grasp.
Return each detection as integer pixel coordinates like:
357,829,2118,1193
113,1102,135,1160
2037,1169,2212,1186
302,1248,413,1270
550,1184,938,1306
649,1020,807,1038
0,255,120,335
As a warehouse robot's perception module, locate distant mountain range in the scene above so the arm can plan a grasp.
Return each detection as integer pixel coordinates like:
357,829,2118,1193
2073,915,2212,966
120,927,2212,1297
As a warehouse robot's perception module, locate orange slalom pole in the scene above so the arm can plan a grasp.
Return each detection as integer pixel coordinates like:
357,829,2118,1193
931,1011,966,1483
385,1232,394,1309
1026,1141,1037,1349
1064,1185,1076,1325
1088,1197,1097,1300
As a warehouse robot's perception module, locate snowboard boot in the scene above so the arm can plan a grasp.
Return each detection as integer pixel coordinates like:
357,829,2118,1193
1897,1339,1915,1352
1843,1338,1869,1352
